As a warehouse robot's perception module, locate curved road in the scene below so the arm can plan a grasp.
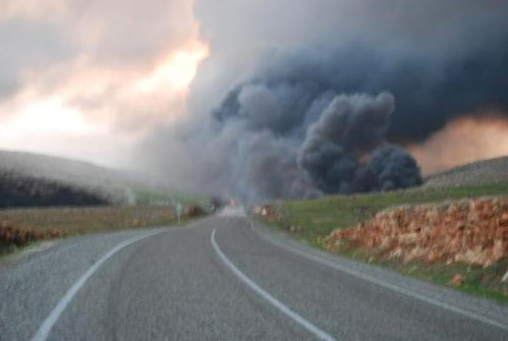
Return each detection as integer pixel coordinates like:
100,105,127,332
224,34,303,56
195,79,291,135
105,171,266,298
1,209,508,340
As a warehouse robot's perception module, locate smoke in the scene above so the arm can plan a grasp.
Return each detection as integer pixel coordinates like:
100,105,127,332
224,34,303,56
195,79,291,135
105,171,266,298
137,0,508,202
368,146,422,191
297,93,421,194
141,89,421,202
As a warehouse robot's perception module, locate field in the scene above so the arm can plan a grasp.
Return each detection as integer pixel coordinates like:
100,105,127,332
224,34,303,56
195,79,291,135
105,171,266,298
0,150,213,257
260,182,508,303
272,182,508,238
0,204,203,255
131,188,211,207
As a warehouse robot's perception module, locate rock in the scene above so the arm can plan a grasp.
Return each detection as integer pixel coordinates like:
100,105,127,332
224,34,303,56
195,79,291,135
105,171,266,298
449,273,465,286
498,213,508,227
326,196,508,269
259,205,277,221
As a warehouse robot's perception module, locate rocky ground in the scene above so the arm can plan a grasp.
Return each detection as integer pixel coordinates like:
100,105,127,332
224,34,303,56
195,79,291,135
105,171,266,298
325,197,508,283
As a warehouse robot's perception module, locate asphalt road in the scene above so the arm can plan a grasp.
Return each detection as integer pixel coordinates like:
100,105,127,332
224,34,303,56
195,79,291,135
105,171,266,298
1,209,508,340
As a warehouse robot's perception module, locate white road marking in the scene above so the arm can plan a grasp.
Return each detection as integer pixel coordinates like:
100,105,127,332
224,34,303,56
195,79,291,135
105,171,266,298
211,229,338,341
250,222,508,331
30,230,165,341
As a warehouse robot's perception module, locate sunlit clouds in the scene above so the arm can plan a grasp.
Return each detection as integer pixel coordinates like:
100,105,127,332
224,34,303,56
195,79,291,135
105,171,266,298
0,40,208,166
0,0,206,167
407,109,508,175
1,97,105,136
134,42,209,94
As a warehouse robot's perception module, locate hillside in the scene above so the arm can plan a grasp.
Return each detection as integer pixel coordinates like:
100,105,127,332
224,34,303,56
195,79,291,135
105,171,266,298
0,150,209,253
0,170,107,208
257,181,508,302
0,150,144,204
425,155,508,188
0,150,204,207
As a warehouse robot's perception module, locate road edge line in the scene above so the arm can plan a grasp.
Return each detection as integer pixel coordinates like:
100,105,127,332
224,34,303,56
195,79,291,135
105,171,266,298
28,221,206,341
211,228,338,341
250,221,508,331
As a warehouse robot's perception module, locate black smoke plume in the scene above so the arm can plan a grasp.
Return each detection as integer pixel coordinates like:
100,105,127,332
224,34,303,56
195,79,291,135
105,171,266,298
137,0,508,203
297,93,421,194
148,88,422,202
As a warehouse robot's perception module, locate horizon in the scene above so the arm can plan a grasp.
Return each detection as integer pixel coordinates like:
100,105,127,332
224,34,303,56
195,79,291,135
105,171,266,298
1,0,508,200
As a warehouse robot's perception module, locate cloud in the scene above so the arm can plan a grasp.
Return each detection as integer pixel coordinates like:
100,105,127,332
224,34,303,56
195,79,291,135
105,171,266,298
298,93,418,194
0,19,75,100
1,0,507,199
0,0,206,167
407,109,508,175
191,0,508,142
136,0,507,201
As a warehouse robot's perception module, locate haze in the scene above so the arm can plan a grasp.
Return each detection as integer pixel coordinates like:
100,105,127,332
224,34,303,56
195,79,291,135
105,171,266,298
1,0,508,200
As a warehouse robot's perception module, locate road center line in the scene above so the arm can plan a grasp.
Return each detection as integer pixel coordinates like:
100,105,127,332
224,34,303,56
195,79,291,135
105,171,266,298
211,228,338,341
30,229,168,341
249,221,508,331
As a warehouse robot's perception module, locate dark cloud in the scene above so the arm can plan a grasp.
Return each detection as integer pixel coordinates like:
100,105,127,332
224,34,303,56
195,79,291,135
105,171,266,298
209,41,508,143
191,0,508,141
297,93,421,194
134,0,508,201
139,90,421,202
367,146,422,191
298,138,358,194
303,93,394,152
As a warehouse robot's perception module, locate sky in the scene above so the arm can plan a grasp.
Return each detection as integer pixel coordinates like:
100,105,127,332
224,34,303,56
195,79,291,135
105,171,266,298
1,0,508,188
0,0,207,166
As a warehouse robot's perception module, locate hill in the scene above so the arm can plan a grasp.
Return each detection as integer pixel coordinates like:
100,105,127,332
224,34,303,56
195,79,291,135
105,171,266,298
255,155,508,303
0,170,107,208
424,155,508,188
0,150,202,207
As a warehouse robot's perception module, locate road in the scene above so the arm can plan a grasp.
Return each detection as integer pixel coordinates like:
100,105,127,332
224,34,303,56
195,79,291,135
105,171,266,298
1,209,508,340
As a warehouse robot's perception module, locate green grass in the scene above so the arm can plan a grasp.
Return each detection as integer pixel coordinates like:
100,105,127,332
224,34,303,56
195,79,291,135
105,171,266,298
403,261,508,303
264,181,508,304
279,182,508,237
331,243,508,304
132,188,211,207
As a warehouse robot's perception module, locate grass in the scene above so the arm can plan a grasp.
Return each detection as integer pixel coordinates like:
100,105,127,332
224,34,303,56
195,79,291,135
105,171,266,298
402,260,508,303
132,188,211,207
0,204,203,256
279,182,508,237
330,241,508,304
263,181,508,304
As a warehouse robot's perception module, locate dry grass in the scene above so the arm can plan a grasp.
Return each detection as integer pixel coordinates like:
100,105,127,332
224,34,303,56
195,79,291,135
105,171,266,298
0,205,204,253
